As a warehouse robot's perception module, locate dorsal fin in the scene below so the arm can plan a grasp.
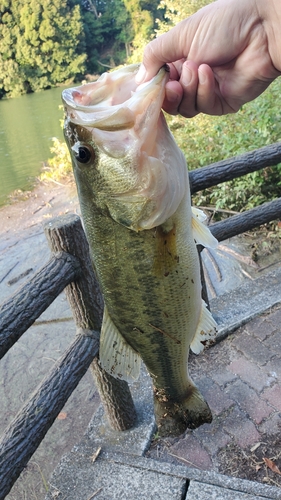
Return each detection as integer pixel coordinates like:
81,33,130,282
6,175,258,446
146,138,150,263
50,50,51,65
99,306,141,382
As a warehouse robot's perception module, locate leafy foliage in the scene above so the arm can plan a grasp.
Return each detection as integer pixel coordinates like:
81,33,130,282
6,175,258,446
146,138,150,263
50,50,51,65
0,0,86,97
40,137,72,183
122,0,154,61
154,0,281,212
169,77,281,211
156,0,210,34
80,0,133,73
0,0,163,97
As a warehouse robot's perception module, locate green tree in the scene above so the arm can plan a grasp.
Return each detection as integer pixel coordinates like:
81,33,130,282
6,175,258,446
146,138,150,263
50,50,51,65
126,0,204,63
122,0,156,63
156,0,211,34
80,0,131,73
111,0,135,61
0,0,86,97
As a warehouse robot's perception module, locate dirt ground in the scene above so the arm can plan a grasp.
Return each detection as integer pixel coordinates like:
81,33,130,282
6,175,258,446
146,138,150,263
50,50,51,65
0,179,79,236
148,405,281,489
148,392,281,490
218,435,281,487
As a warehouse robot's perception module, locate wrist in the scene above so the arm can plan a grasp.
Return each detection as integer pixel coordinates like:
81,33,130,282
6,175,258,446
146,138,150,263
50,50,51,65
256,0,281,73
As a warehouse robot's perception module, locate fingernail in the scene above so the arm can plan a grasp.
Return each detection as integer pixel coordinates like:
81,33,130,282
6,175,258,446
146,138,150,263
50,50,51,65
135,64,147,84
198,68,206,85
166,87,180,103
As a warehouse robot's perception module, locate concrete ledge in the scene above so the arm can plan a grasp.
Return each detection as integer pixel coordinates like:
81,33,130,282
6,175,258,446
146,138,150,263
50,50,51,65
210,266,281,340
187,480,275,499
46,451,188,500
102,453,281,499
82,367,156,457
46,448,281,500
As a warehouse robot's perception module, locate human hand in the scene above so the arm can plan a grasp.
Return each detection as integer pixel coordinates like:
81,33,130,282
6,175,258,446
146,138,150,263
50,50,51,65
136,0,281,117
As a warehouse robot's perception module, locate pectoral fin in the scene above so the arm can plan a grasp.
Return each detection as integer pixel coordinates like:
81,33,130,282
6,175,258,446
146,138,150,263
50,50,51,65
191,207,218,248
99,306,141,382
190,300,217,354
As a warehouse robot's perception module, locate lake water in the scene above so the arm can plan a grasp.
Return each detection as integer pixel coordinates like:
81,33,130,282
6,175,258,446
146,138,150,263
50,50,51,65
0,86,69,206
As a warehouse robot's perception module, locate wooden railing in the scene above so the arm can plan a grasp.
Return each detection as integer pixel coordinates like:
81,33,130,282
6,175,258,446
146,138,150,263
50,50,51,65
0,142,281,499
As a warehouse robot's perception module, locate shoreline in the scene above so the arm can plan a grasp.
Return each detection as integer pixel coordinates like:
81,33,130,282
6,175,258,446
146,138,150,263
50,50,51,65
0,180,79,244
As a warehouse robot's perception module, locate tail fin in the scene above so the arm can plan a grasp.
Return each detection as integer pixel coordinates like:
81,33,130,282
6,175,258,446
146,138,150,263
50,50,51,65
153,385,212,437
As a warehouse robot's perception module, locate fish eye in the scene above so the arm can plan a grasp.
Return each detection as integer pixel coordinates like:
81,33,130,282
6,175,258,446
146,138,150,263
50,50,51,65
75,145,93,164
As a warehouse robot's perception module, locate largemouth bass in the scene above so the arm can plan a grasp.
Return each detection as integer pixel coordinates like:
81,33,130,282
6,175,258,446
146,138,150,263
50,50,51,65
62,64,217,436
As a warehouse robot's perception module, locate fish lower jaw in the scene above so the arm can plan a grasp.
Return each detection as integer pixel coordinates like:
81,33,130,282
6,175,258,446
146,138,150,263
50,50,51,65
153,386,212,437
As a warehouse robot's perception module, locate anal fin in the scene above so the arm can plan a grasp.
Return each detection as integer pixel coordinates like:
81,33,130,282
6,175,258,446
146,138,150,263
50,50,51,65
190,300,217,354
99,305,141,383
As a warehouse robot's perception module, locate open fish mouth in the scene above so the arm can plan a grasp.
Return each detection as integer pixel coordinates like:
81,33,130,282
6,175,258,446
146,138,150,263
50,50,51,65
62,64,170,131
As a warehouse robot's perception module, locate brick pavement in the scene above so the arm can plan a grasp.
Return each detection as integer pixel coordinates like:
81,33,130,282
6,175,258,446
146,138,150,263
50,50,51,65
147,304,281,485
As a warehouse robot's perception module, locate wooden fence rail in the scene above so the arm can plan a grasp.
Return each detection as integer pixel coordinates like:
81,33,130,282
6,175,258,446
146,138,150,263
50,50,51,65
0,252,80,359
189,141,281,193
0,214,136,500
0,329,99,498
0,142,280,499
210,197,281,242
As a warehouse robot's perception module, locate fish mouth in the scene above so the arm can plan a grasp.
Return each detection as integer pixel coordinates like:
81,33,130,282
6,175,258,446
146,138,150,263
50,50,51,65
62,64,169,109
62,64,141,111
61,64,170,130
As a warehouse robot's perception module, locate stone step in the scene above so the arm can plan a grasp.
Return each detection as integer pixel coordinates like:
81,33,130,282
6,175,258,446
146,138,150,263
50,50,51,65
45,448,281,500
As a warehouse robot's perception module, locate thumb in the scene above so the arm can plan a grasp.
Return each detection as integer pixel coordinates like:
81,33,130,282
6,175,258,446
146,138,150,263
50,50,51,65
136,21,193,83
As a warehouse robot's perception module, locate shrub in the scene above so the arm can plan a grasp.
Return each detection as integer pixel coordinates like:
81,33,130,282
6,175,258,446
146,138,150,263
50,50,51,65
169,78,281,211
40,137,72,183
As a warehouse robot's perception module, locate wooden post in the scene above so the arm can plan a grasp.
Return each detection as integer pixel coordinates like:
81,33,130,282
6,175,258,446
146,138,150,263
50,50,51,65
44,214,137,431
44,214,103,331
90,358,138,431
